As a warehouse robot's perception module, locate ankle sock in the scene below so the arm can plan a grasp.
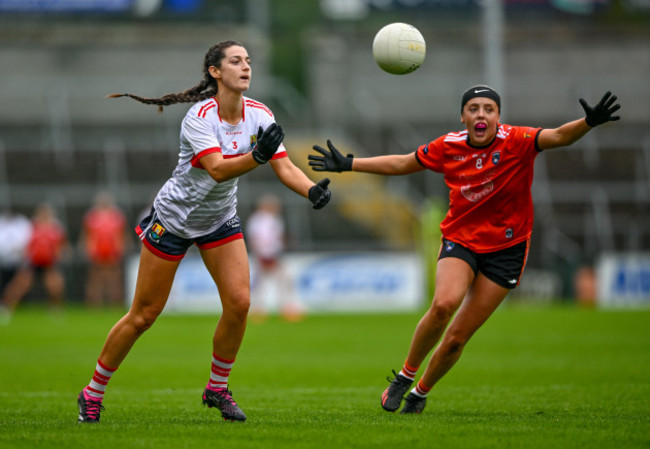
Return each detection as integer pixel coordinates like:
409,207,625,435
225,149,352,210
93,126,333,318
399,362,418,381
411,380,432,398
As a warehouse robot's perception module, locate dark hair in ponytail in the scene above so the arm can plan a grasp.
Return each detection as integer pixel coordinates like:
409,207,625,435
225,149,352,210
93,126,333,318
107,40,244,113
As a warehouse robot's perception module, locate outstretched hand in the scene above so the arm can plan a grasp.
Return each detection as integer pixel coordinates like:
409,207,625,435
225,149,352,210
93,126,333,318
252,123,284,164
308,178,331,210
309,140,354,172
579,91,621,127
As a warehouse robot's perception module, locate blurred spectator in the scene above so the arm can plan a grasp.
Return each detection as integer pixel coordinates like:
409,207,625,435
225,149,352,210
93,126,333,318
574,265,597,307
79,191,131,308
246,194,303,322
0,203,70,320
0,209,32,296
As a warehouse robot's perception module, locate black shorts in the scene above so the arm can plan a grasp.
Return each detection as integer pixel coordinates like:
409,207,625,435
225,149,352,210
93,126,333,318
135,207,243,261
438,238,530,289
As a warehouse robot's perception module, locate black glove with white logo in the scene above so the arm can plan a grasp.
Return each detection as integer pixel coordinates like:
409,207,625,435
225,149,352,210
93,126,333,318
308,178,331,210
252,123,284,164
579,91,621,127
309,140,353,172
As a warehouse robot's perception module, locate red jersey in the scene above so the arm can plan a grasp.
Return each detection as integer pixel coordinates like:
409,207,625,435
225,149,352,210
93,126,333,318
26,220,66,267
83,208,127,264
416,124,542,253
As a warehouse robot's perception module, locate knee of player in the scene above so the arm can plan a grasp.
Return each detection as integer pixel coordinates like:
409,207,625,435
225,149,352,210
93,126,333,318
129,306,162,333
441,331,470,355
222,290,250,320
429,298,458,322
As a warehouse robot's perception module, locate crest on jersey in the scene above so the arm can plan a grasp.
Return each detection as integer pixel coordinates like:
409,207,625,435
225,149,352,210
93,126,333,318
445,241,455,252
150,223,166,243
250,134,258,147
492,152,501,165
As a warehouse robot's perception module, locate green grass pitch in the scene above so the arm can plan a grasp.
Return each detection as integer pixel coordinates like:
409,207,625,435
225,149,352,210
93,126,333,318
0,304,648,448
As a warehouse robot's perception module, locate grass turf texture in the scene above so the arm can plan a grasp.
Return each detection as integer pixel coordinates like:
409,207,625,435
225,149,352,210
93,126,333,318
0,305,648,448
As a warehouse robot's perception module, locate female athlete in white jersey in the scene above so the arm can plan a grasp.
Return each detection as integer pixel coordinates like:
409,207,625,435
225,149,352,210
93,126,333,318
77,40,331,423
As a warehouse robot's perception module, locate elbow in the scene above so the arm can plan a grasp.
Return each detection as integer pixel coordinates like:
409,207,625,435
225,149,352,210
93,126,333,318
208,169,230,183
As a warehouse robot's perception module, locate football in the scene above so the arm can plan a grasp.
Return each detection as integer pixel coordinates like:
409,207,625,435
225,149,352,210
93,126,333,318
372,22,426,75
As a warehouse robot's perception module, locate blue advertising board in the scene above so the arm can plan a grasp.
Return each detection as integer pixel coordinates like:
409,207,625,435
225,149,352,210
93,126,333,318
597,253,650,307
126,251,424,314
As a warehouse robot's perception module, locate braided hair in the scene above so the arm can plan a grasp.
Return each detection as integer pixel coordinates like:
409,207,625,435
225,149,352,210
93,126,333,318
107,40,244,113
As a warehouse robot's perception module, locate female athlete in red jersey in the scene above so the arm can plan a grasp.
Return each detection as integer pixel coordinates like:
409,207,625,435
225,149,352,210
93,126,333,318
79,191,131,308
0,203,69,318
309,86,620,415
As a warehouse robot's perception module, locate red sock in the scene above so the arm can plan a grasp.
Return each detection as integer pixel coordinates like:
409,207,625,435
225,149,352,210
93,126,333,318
207,353,235,390
399,362,418,380
85,359,118,400
412,380,432,397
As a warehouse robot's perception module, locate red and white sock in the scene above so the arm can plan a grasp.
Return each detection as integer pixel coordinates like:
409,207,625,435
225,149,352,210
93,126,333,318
411,380,432,398
399,362,418,381
207,353,235,391
85,359,118,401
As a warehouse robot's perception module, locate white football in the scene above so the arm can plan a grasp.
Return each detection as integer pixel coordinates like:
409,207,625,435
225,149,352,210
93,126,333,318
372,23,426,75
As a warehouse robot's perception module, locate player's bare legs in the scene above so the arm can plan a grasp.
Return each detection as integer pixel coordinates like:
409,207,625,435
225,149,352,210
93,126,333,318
199,239,250,421
395,270,509,414
200,239,250,360
43,267,65,310
98,246,180,368
78,245,180,423
86,263,125,308
419,273,509,388
0,268,34,312
404,257,475,369
85,265,103,307
382,257,474,412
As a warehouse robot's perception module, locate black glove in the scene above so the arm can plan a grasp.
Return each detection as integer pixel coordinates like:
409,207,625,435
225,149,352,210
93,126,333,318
309,140,353,172
579,91,621,127
308,178,331,210
252,123,284,164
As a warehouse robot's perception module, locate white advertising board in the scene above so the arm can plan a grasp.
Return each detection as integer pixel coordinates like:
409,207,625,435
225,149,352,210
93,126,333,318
126,251,424,314
597,253,650,307
285,252,423,313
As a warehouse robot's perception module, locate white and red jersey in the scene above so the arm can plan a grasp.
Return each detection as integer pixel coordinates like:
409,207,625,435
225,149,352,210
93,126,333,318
246,210,285,261
154,96,287,239
416,124,542,253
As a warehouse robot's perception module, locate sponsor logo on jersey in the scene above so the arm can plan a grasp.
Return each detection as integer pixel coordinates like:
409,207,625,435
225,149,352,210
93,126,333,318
226,217,240,228
492,151,501,165
150,223,166,243
460,181,494,202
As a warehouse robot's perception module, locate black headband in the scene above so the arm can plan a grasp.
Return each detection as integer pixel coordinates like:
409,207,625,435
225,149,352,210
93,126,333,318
461,85,501,113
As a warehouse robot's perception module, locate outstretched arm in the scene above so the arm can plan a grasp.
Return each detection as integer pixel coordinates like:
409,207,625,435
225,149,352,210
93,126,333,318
538,91,620,151
308,140,424,175
271,157,331,209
